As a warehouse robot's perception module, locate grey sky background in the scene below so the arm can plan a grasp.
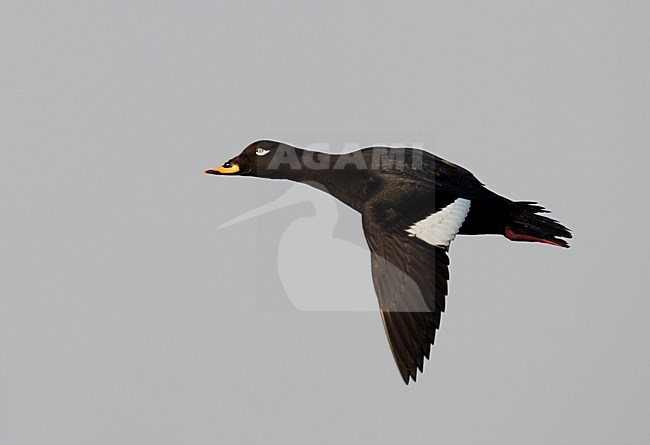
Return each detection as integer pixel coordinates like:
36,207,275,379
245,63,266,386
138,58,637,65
1,1,649,443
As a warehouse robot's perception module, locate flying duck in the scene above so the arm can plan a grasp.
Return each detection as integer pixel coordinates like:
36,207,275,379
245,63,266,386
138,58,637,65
205,140,572,384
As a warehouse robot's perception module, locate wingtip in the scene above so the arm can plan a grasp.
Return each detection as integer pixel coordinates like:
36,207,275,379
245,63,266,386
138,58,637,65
399,367,419,385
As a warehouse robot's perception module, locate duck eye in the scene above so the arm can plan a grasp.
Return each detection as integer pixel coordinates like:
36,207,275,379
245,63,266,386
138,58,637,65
255,148,270,156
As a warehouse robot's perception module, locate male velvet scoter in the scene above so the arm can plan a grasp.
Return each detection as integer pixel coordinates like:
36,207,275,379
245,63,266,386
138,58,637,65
205,140,571,384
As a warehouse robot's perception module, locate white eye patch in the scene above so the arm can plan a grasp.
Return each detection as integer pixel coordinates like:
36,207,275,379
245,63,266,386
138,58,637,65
256,148,270,156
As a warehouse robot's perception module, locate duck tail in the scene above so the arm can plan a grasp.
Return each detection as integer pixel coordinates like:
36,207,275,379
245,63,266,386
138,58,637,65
504,201,572,248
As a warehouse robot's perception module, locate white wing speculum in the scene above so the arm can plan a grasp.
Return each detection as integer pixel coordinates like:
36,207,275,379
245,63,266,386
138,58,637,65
406,198,471,248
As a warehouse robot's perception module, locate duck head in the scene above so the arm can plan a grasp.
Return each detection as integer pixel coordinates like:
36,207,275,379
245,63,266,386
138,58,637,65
205,140,309,179
206,140,372,211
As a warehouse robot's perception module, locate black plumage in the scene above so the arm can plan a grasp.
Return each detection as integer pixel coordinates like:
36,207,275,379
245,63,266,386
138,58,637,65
206,140,572,384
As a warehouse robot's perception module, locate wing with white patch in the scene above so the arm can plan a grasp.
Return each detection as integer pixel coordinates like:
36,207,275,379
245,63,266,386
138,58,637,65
405,198,471,248
361,215,450,384
359,181,473,383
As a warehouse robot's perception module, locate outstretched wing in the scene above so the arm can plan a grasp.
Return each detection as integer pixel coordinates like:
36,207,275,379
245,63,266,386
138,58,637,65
361,188,471,384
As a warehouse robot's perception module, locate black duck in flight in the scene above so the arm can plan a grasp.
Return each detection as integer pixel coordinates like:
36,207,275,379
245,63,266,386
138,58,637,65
205,140,571,384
